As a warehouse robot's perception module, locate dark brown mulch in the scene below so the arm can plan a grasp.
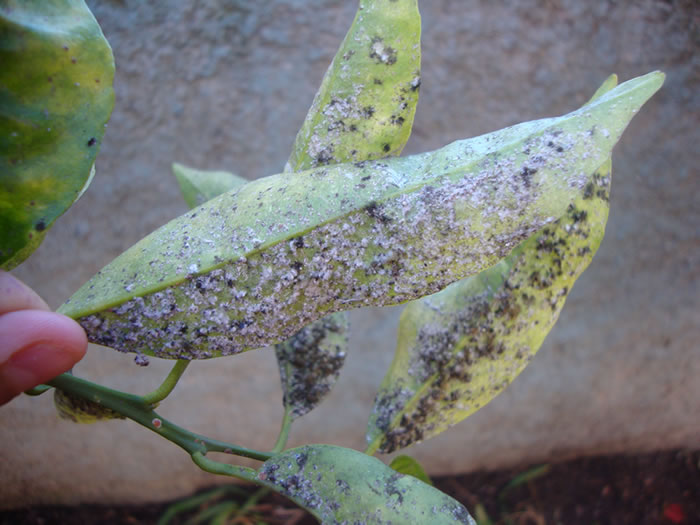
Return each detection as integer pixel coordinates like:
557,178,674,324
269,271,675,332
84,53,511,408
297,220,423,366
2,449,698,525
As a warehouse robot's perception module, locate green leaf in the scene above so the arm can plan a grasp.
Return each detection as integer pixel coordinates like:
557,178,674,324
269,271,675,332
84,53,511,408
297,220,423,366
172,163,248,209
365,76,624,454
57,72,664,360
276,0,422,419
389,454,433,486
285,0,421,172
0,0,115,269
257,444,475,524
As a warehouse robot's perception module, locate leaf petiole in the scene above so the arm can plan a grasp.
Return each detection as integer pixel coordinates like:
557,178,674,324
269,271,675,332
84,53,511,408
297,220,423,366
142,359,190,406
271,406,293,454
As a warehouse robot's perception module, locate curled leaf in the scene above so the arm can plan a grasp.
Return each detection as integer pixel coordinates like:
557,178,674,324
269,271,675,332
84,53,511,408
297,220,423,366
276,0,421,418
0,0,114,269
172,163,248,209
365,76,626,454
57,72,663,360
257,444,474,524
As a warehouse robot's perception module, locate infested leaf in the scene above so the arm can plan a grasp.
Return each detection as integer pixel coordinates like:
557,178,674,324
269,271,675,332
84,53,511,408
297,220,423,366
57,72,664,360
276,0,421,419
257,444,475,524
0,0,114,269
54,384,124,424
170,164,352,418
389,454,433,486
365,76,624,454
276,313,348,420
172,163,248,209
285,0,421,172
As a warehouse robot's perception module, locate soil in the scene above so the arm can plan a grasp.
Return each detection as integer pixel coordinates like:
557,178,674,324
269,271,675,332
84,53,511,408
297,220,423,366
2,448,698,525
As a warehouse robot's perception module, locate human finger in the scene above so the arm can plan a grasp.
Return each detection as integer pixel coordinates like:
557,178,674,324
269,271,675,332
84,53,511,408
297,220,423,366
0,310,87,405
0,271,49,314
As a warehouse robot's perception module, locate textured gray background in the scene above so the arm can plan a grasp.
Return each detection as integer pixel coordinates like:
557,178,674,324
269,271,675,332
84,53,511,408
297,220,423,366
2,0,698,507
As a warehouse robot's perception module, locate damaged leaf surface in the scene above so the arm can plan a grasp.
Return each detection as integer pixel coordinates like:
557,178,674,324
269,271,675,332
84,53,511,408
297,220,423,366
276,313,349,419
285,0,421,172
257,444,474,524
276,0,421,419
57,72,663,360
366,76,625,454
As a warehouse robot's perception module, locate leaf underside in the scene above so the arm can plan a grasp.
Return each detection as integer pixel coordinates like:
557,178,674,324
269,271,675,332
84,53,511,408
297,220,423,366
366,75,621,454
257,445,475,524
275,0,422,420
57,72,663,360
0,0,114,269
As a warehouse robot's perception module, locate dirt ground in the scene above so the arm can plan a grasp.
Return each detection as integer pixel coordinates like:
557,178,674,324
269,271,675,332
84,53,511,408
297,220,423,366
2,448,698,525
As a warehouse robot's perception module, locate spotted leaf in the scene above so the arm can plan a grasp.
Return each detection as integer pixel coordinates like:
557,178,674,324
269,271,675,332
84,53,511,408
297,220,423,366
285,0,421,172
57,72,663,360
276,0,421,420
257,444,474,524
365,76,626,454
0,0,114,269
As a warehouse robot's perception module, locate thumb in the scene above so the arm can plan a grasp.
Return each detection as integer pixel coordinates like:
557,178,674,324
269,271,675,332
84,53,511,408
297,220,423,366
0,310,87,405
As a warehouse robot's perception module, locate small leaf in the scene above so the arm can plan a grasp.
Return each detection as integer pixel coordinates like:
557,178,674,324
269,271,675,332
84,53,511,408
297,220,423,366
257,444,475,524
276,0,422,419
285,0,421,172
172,163,248,209
54,385,124,424
57,72,663,360
276,313,348,420
389,454,433,486
365,76,624,454
0,0,115,269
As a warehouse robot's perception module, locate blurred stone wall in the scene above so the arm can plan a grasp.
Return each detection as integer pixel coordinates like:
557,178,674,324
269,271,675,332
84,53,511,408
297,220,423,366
2,0,698,506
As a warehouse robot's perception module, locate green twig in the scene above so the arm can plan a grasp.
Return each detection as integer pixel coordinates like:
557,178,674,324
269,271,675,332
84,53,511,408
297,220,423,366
191,451,257,482
142,359,190,406
271,407,293,453
47,373,273,462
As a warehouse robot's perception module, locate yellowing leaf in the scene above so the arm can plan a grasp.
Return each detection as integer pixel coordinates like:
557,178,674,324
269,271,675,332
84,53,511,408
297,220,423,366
285,0,421,172
57,72,663,360
365,76,625,454
0,0,114,269
277,0,421,419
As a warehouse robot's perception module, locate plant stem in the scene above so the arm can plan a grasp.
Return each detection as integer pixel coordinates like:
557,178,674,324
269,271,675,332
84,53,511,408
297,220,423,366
271,407,292,453
24,384,52,396
47,373,273,462
142,359,190,406
191,451,257,482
